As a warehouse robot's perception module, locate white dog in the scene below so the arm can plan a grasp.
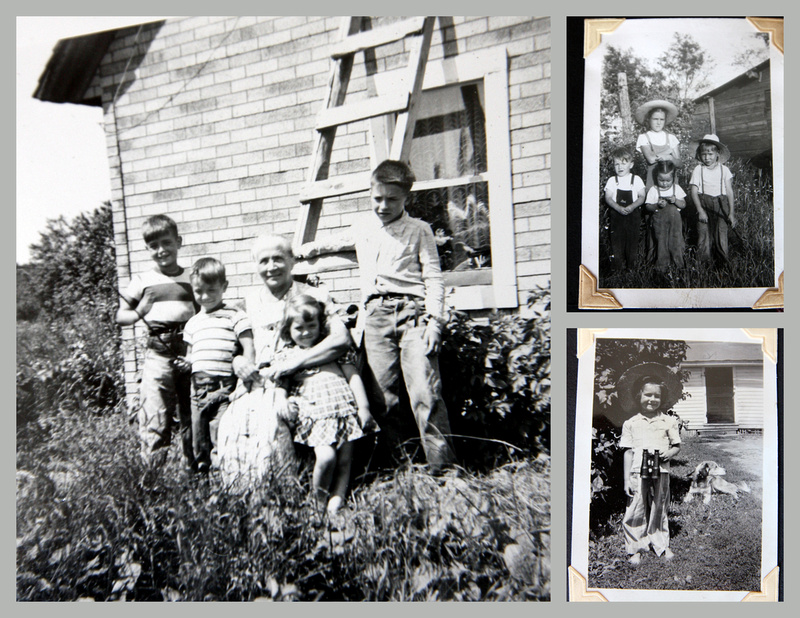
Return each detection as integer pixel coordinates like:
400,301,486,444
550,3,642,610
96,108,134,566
684,461,751,504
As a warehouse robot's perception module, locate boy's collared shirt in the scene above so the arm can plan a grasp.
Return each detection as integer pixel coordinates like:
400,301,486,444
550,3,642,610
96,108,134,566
183,303,252,376
619,412,681,473
352,211,445,320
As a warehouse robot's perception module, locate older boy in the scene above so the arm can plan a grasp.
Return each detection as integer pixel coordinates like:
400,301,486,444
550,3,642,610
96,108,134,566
117,214,197,468
300,160,455,473
183,257,255,473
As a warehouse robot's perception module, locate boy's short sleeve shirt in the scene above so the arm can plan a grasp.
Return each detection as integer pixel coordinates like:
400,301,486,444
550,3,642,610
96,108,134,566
689,164,733,197
183,304,252,376
619,412,681,472
605,175,645,196
645,183,687,205
121,267,196,330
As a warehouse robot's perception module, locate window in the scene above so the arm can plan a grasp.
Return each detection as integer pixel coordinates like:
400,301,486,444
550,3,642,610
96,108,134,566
376,47,517,309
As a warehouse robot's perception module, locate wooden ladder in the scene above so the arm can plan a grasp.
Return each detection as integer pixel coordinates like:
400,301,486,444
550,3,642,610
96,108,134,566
292,16,436,273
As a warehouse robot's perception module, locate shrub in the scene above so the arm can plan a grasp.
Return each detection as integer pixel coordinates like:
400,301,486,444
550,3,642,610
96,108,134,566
440,285,551,469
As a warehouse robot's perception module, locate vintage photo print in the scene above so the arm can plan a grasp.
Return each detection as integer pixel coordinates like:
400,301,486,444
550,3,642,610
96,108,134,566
569,328,780,601
579,18,784,309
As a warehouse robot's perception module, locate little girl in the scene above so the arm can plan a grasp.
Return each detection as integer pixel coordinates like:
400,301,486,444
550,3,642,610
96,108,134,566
276,294,378,516
635,100,682,191
617,363,682,565
644,160,687,273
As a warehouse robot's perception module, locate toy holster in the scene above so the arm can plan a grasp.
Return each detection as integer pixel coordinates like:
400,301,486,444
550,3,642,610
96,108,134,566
640,449,661,521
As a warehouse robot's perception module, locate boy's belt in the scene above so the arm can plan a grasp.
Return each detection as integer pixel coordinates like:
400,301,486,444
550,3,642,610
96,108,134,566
365,293,422,305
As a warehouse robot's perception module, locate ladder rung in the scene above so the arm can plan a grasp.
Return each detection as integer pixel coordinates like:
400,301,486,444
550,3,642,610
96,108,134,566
292,253,359,275
330,17,426,58
300,172,372,203
316,92,409,130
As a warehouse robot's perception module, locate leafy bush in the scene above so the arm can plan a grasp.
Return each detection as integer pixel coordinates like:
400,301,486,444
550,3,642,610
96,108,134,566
440,285,551,469
16,204,124,423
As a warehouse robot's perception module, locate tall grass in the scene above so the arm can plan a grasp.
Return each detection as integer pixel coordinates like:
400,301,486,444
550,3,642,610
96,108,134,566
598,158,775,289
17,409,550,601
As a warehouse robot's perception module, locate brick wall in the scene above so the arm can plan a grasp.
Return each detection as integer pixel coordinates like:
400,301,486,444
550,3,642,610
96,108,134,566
86,16,550,403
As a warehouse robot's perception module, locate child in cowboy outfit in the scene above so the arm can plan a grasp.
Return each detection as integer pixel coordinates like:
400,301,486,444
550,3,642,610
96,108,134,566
617,363,682,565
635,100,682,191
689,134,735,265
298,160,456,473
603,146,646,270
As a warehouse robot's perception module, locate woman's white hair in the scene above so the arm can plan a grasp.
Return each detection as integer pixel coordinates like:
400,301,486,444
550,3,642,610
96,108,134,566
250,234,294,261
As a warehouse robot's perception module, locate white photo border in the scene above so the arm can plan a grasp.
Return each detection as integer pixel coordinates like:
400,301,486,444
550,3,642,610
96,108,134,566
570,328,779,601
580,17,784,309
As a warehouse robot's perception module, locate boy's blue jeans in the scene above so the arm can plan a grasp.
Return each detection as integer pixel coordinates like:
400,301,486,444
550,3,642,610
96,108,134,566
138,349,194,467
191,372,237,470
363,296,455,471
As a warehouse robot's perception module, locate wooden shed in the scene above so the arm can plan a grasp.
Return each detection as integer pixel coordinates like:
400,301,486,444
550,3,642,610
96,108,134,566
672,341,764,434
691,60,771,165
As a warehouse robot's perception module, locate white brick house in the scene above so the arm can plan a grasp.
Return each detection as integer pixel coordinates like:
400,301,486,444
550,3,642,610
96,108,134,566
34,16,551,406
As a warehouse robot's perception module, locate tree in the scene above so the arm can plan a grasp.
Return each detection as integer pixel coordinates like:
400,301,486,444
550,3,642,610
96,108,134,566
732,32,770,69
656,33,714,100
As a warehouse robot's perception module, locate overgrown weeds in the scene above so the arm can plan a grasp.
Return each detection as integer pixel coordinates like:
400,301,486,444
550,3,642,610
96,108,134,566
17,410,550,601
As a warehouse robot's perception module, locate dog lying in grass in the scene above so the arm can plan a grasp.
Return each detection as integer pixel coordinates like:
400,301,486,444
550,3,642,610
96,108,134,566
684,461,751,504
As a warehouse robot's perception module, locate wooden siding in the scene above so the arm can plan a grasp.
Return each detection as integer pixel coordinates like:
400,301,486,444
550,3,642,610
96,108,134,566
691,64,771,160
673,365,763,429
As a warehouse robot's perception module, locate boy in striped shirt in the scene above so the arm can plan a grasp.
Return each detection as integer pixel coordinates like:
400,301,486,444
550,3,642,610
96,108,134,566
182,257,255,473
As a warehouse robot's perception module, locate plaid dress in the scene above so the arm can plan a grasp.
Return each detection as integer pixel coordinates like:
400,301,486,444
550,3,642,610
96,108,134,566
283,358,375,448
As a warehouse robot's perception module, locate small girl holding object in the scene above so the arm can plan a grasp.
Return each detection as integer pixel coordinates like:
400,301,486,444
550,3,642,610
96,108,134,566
275,294,379,516
617,363,682,565
635,100,682,191
689,134,735,265
644,160,687,273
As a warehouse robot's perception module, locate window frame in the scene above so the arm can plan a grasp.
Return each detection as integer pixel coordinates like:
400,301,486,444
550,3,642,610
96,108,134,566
376,47,517,310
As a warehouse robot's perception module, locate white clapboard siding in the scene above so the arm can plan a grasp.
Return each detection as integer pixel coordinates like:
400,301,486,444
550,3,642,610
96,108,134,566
732,365,764,429
672,365,764,429
673,369,708,428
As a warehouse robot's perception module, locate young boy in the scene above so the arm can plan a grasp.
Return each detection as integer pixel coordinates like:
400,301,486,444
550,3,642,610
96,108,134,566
689,134,735,265
182,258,255,473
117,214,197,468
603,146,646,270
299,160,455,473
618,364,682,565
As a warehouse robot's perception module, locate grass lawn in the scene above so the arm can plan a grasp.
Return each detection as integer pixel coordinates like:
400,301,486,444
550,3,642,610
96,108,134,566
588,432,763,591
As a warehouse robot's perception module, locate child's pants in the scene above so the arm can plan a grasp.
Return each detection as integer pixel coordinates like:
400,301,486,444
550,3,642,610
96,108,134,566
696,194,730,264
363,296,455,472
623,471,671,556
191,372,237,469
138,349,193,466
650,204,685,271
608,208,642,270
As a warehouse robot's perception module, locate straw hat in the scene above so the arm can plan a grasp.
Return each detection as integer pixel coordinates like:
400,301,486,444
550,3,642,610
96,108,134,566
616,362,683,414
690,134,731,164
634,99,679,126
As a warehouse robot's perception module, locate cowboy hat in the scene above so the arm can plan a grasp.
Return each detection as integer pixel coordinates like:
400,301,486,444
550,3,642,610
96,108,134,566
634,99,679,126
690,134,731,164
616,362,683,413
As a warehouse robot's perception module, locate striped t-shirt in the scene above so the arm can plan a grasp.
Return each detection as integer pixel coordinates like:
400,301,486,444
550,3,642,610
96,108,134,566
120,267,197,332
183,304,253,376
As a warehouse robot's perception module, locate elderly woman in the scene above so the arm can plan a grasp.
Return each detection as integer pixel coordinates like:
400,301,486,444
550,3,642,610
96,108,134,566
217,234,352,487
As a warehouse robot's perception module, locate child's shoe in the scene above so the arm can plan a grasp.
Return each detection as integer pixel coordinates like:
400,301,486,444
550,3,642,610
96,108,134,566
628,552,642,566
663,548,674,560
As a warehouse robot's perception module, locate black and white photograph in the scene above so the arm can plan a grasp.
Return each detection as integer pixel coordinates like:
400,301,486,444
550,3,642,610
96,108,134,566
16,16,551,601
576,17,783,309
569,328,780,601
